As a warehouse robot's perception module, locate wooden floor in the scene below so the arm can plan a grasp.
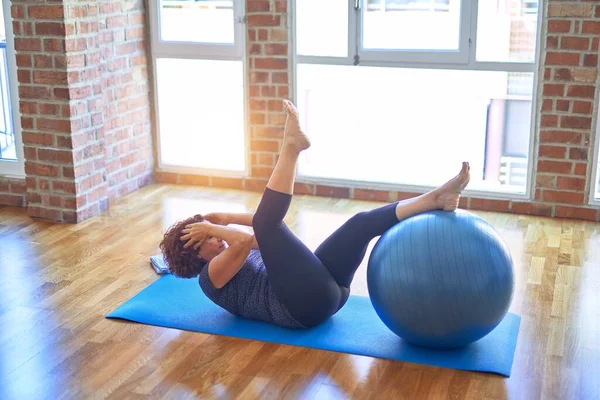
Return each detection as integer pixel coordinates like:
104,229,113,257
1,184,599,400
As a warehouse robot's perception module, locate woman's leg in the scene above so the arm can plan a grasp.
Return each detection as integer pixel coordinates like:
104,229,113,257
252,101,342,327
314,163,471,288
263,99,310,195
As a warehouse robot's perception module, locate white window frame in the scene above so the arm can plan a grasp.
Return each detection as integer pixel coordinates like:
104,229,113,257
0,0,24,178
590,96,600,206
291,0,544,201
148,0,249,177
358,0,472,65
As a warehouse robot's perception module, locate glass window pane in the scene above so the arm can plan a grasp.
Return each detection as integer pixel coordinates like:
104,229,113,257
476,0,539,63
296,63,534,193
296,0,348,57
596,98,600,200
0,44,16,161
156,58,245,172
160,0,234,44
363,0,461,51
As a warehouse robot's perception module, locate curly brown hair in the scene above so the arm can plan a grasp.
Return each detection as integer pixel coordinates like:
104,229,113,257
159,214,207,278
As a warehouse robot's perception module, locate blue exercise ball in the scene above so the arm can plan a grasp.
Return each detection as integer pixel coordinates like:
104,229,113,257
367,209,515,349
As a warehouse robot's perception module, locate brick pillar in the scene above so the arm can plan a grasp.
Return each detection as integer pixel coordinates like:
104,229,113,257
12,0,73,221
9,0,152,223
534,2,600,220
246,0,289,190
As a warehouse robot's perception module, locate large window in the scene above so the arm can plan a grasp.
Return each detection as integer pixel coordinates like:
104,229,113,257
0,0,24,177
150,0,247,174
294,0,540,195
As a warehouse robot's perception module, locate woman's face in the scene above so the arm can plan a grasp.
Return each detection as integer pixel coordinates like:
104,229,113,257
197,236,227,262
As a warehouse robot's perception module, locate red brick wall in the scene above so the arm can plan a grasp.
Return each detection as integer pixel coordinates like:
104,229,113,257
536,2,600,221
156,0,600,222
247,0,289,188
9,0,73,221
0,177,26,207
99,1,153,205
0,0,152,222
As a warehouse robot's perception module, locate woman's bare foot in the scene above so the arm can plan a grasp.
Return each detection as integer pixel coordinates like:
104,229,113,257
433,162,471,211
283,100,311,153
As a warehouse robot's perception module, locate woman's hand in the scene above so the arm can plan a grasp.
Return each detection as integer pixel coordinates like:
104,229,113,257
180,221,212,249
204,212,230,226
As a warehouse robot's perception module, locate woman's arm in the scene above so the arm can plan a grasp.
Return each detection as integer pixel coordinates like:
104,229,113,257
205,212,255,227
227,213,255,227
207,237,254,289
181,222,258,288
182,222,257,250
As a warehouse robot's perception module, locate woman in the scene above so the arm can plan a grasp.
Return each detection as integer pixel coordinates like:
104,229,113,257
160,100,470,329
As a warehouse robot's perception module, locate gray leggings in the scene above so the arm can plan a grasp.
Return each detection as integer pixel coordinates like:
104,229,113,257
252,188,399,327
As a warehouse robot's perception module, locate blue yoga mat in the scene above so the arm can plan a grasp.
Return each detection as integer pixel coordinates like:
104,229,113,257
107,273,520,377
